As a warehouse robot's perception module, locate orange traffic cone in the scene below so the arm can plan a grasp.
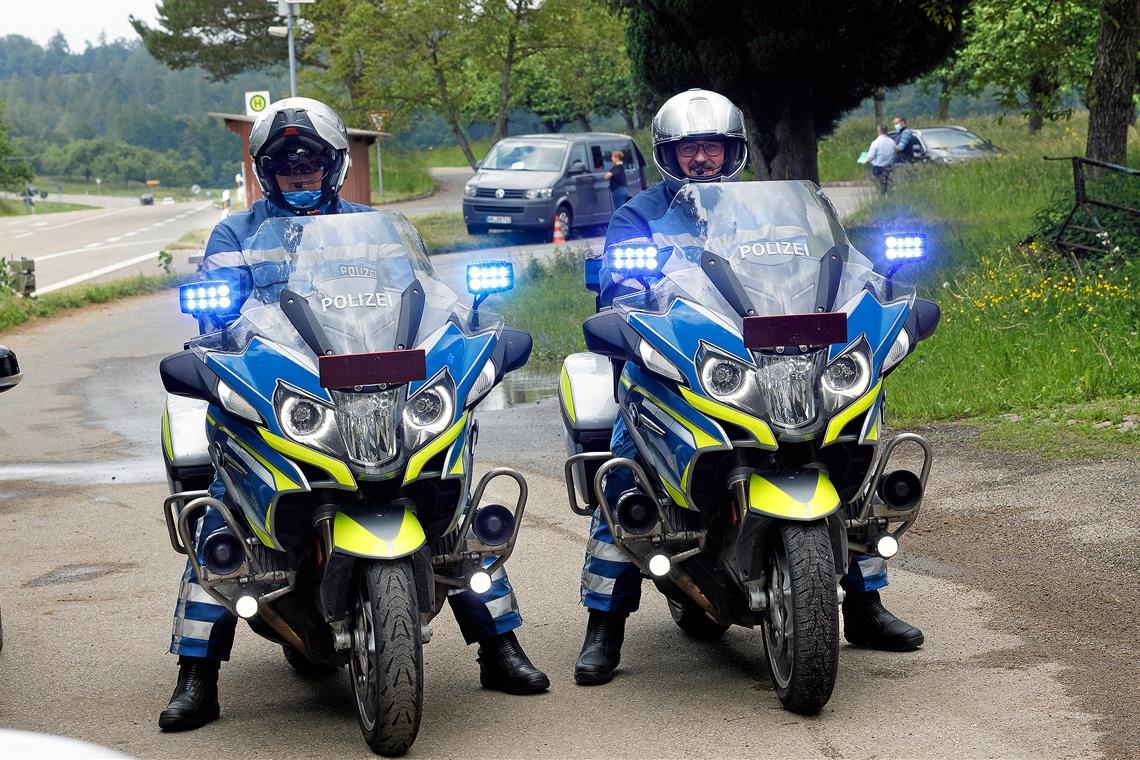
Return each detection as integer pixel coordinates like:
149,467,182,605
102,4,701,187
552,216,566,245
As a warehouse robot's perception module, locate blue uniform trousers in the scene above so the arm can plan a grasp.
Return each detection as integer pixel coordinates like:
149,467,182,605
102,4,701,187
170,482,523,659
579,418,889,615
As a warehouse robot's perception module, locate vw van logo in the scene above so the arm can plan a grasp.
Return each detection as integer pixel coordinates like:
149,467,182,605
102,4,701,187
495,188,505,199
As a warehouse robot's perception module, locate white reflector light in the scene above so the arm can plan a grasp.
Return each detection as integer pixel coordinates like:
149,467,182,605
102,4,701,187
876,534,899,559
648,554,671,577
235,595,259,618
469,570,492,594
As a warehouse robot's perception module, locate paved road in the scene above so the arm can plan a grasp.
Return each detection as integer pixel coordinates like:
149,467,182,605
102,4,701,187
0,280,1130,757
2,200,218,293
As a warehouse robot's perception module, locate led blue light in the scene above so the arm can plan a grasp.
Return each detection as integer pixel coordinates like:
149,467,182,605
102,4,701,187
606,244,661,272
180,281,239,316
883,232,926,261
466,261,515,295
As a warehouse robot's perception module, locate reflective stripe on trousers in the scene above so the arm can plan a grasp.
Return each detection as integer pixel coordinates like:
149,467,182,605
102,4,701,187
841,553,889,593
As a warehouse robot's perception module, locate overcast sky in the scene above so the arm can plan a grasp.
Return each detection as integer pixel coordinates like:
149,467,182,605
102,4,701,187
7,1,160,49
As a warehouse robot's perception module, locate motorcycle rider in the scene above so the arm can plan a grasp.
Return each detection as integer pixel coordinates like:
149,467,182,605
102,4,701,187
160,97,548,733
575,88,924,687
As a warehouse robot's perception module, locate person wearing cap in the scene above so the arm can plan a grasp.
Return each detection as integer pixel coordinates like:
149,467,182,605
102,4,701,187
574,89,924,688
159,97,548,733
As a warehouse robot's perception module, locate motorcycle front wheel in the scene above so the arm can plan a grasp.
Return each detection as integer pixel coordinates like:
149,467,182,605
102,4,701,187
349,558,423,756
761,520,839,715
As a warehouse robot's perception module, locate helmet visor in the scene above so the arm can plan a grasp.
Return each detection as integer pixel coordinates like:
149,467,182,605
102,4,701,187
260,135,333,179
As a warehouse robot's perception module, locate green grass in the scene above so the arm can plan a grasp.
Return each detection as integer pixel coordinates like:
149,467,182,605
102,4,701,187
0,274,185,334
414,211,545,255
967,398,1140,460
0,198,98,216
499,248,594,362
370,149,439,203
415,142,489,168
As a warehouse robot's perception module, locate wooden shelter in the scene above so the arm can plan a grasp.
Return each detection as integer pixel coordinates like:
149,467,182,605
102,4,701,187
210,112,388,208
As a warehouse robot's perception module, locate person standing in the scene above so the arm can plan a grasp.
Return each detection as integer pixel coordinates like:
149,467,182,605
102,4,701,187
893,116,917,162
864,123,897,193
604,149,631,211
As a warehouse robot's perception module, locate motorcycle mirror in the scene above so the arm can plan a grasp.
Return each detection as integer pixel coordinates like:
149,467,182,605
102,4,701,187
913,298,941,342
0,345,22,393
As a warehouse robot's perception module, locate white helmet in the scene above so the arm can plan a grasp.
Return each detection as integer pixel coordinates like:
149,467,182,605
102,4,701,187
249,97,350,213
652,89,748,194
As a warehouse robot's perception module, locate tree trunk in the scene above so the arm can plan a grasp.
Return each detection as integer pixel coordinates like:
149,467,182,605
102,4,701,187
938,76,951,121
1026,71,1057,133
1085,0,1140,165
428,42,477,169
746,101,819,184
873,89,885,126
577,116,592,132
621,109,636,132
490,29,518,146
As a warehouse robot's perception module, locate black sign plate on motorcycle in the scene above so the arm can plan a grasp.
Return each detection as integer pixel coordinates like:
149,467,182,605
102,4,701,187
743,313,848,349
319,349,427,388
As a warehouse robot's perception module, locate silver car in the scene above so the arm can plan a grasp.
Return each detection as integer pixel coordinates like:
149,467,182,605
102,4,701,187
462,133,647,240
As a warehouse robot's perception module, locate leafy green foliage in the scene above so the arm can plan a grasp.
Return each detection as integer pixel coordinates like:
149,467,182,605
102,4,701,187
0,99,32,192
499,248,595,361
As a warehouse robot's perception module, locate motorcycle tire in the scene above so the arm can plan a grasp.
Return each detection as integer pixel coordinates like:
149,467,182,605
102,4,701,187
667,597,728,641
283,644,339,678
349,558,423,756
761,520,839,715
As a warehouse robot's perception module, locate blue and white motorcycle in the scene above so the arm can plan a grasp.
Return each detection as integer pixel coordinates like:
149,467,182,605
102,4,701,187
159,212,530,754
561,181,940,713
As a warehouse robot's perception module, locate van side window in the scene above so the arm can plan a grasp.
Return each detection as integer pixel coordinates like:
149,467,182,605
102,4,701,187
622,144,637,168
571,144,589,171
590,145,606,171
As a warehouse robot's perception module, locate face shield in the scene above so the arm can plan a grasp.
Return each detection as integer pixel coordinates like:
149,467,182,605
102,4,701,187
258,135,337,213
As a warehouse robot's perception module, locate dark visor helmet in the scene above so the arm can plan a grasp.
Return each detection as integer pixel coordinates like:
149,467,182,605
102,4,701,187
652,89,748,194
249,97,350,214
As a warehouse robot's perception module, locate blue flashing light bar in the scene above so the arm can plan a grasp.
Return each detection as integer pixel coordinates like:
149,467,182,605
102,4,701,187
467,261,515,295
883,233,927,261
180,281,237,316
606,244,660,272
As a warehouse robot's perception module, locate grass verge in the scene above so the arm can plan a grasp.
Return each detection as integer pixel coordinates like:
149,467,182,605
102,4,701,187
498,248,594,362
416,211,543,255
0,198,98,216
0,274,185,334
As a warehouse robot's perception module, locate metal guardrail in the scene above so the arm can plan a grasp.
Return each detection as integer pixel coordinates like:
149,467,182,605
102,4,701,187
1043,156,1139,264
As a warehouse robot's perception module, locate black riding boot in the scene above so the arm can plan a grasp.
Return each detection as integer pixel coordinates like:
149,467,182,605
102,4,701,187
477,631,550,695
574,610,626,685
842,589,924,651
158,656,221,731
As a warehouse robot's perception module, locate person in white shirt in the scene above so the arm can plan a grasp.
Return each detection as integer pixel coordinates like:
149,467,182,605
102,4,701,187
863,123,897,194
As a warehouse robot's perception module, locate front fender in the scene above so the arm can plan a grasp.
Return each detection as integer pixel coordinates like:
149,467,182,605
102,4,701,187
748,470,841,521
332,504,427,559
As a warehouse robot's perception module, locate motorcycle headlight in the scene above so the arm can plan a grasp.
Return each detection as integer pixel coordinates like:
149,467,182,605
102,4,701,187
525,187,553,199
333,388,403,467
275,387,342,455
404,373,456,450
820,344,871,412
754,352,825,429
700,356,748,400
464,184,478,197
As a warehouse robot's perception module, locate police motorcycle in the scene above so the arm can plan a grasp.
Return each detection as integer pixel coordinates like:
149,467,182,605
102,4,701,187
560,181,940,714
159,212,531,754
0,345,22,653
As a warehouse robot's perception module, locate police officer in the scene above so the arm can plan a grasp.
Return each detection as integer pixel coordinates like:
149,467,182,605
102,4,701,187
160,98,548,732
574,89,923,687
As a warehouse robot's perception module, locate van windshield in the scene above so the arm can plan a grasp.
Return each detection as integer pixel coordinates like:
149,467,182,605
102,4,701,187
481,141,567,171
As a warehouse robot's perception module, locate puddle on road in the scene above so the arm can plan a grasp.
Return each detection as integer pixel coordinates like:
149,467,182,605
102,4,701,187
481,365,559,411
24,562,133,588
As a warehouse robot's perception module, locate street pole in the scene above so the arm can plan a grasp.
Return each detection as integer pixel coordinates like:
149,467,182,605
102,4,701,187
376,140,384,199
286,1,297,97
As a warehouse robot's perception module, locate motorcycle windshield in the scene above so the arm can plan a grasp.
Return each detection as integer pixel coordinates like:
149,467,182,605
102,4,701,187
612,181,915,323
190,212,500,365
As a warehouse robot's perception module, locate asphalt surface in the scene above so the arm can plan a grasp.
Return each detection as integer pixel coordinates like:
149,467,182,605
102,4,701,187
2,177,1135,758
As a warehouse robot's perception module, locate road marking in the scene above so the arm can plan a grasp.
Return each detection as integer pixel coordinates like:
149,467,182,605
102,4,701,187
35,205,135,233
36,238,168,263
15,232,33,239
124,231,138,237
83,242,102,248
106,236,122,242
32,221,50,227
37,250,163,295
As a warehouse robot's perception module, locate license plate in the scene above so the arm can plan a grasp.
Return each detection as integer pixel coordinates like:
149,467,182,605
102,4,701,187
486,215,512,224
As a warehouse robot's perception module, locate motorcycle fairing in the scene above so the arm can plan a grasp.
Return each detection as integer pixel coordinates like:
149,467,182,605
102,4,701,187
206,409,309,549
404,411,470,485
619,368,729,506
748,470,841,520
332,505,427,559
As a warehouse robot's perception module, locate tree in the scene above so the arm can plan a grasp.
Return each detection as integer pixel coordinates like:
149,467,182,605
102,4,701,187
0,100,33,192
131,0,289,81
954,0,1100,133
623,1,968,183
1085,0,1140,164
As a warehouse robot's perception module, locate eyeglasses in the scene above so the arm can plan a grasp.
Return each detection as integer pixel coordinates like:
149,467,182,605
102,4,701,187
677,141,725,158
